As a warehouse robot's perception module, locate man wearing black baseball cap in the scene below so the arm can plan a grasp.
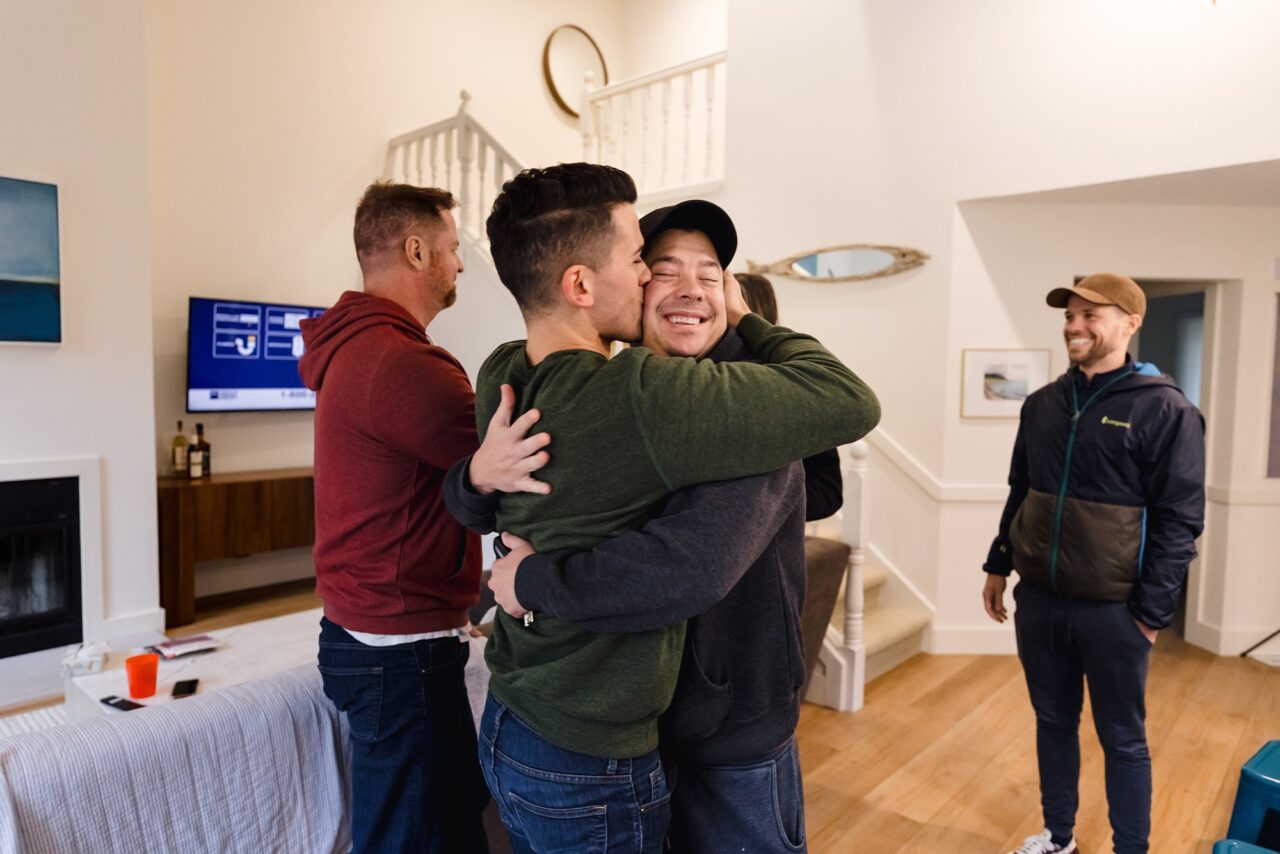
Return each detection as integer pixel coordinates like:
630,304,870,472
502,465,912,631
982,272,1204,854
449,187,871,852
508,199,846,852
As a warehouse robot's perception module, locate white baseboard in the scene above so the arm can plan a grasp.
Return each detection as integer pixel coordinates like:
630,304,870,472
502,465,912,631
1213,624,1280,657
102,608,167,643
933,619,1274,657
927,624,1018,655
0,647,66,709
1181,615,1280,656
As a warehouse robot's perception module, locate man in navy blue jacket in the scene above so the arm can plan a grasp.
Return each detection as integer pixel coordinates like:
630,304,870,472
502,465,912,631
982,273,1205,854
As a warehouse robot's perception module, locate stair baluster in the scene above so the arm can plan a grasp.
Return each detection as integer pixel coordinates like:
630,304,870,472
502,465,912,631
580,51,726,200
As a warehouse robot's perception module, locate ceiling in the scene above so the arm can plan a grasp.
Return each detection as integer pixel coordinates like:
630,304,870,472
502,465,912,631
978,158,1280,207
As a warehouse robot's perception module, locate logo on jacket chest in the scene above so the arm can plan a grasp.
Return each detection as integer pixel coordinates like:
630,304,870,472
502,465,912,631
1100,415,1132,429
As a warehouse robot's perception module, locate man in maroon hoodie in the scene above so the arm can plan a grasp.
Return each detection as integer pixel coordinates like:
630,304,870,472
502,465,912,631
298,182,491,853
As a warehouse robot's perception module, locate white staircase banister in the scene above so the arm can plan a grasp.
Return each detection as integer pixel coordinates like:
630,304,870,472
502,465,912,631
581,52,726,197
383,91,526,257
805,438,871,714
586,51,725,101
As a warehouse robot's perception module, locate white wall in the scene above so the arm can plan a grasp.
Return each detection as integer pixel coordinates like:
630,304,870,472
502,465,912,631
723,0,1280,654
616,0,727,80
148,0,627,474
0,0,160,703
146,0,625,591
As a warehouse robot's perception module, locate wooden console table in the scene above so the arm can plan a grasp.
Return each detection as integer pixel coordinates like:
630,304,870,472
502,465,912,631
157,467,314,627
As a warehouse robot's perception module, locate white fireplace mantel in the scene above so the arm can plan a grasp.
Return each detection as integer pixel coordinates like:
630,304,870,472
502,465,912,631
0,457,107,707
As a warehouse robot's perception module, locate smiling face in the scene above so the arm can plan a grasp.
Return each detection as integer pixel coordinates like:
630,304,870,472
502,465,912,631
641,229,726,358
1063,293,1140,374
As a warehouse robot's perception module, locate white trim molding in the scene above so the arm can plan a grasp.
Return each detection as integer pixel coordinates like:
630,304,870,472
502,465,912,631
928,625,1017,655
865,430,1007,503
1206,483,1280,505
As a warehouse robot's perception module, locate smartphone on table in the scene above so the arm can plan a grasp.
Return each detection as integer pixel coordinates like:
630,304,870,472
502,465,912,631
100,695,144,711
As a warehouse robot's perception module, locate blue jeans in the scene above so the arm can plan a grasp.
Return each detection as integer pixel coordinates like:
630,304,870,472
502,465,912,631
666,737,806,853
478,695,671,853
1013,581,1153,854
317,617,490,854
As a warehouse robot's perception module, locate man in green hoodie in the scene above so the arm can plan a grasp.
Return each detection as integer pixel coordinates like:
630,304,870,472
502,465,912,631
472,162,880,853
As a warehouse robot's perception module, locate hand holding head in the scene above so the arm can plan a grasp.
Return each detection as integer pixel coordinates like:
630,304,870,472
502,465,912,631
724,270,752,327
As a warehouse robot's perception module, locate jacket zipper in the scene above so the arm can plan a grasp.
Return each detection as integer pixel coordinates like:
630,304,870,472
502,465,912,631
1048,367,1134,591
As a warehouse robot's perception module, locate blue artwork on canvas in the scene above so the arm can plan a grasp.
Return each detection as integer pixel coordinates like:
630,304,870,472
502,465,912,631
0,176,61,343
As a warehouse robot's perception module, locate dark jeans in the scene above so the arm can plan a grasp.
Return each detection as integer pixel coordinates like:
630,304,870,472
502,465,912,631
317,617,489,854
667,736,806,853
478,694,671,853
1013,581,1153,854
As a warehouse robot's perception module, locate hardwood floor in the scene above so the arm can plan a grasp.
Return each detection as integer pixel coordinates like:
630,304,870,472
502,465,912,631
181,577,321,634
798,634,1279,853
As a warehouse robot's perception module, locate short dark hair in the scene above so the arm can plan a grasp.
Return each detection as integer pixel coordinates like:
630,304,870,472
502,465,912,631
353,182,456,271
736,273,779,324
486,163,637,314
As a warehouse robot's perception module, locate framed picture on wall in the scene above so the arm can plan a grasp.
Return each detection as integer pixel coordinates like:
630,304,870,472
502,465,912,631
0,176,62,344
961,348,1051,418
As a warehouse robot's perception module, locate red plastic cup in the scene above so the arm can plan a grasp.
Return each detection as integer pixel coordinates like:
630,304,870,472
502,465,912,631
125,653,159,699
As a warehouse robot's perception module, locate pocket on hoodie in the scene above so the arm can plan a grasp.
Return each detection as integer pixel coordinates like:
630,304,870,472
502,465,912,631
662,640,732,741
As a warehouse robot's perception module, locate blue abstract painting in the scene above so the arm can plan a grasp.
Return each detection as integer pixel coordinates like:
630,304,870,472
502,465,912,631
0,177,61,343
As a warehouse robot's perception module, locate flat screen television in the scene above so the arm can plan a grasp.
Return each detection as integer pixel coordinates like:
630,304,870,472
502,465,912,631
186,296,328,412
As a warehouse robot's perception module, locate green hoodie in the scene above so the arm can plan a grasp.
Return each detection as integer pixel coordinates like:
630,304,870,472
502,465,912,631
478,313,880,757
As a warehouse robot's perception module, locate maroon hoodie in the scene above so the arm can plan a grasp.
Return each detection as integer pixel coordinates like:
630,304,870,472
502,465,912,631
299,290,480,634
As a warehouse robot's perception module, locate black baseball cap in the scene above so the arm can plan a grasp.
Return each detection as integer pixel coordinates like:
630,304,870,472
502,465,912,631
638,200,737,267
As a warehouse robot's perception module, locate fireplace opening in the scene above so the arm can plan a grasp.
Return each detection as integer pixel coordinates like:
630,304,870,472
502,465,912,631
0,477,82,660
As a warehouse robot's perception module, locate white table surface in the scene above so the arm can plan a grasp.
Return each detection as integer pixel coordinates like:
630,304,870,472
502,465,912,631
65,608,326,722
65,608,492,727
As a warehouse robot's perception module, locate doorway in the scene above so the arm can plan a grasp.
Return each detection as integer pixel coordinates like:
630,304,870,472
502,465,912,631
1132,282,1209,408
1129,279,1217,638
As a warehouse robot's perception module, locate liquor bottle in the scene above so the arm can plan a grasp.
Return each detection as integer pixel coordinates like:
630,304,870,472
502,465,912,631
188,431,204,479
171,419,189,476
194,423,212,477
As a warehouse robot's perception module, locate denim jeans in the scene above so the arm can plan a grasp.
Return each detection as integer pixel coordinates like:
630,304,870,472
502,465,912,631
1013,581,1153,854
317,617,490,854
477,694,671,853
666,736,806,853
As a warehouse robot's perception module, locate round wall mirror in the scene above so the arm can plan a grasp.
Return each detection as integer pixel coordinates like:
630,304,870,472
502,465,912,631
542,25,608,118
748,244,929,283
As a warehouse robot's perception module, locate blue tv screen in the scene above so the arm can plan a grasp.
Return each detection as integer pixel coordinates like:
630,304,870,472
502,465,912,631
186,297,328,412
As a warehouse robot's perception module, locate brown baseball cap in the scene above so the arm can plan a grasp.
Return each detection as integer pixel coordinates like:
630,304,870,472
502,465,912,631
1046,273,1146,317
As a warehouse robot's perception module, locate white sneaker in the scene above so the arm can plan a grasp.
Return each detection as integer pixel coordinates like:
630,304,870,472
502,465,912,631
1009,829,1077,853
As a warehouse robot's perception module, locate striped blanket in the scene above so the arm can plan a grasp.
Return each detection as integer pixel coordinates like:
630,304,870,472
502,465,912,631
0,666,351,854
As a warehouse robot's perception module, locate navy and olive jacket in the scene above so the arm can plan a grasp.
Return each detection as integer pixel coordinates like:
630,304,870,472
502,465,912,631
984,358,1205,629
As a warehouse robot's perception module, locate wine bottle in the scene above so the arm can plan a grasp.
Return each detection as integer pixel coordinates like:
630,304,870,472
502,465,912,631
194,422,212,477
188,431,204,479
171,419,189,476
